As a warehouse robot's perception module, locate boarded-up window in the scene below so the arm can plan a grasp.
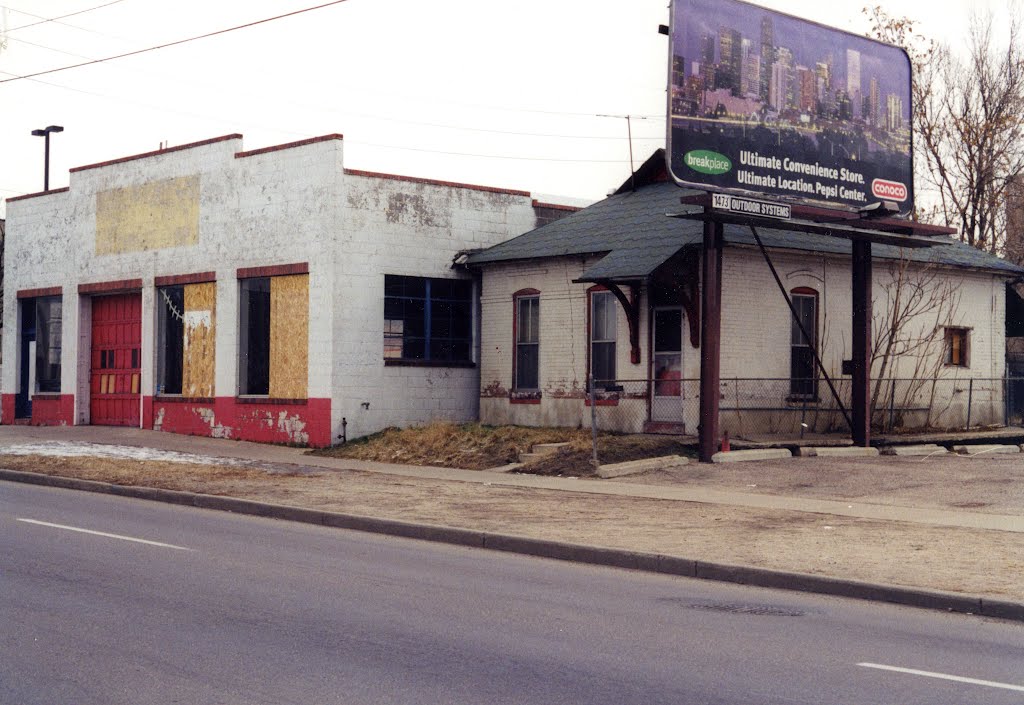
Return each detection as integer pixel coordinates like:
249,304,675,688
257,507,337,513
239,275,308,398
157,282,216,397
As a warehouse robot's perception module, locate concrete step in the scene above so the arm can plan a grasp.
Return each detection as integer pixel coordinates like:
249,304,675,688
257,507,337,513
879,444,950,457
531,442,572,456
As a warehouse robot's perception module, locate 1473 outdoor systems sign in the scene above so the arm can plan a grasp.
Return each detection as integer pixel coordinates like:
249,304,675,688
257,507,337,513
668,0,914,215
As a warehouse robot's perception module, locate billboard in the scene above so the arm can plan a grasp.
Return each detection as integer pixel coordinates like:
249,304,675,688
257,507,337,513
668,0,914,215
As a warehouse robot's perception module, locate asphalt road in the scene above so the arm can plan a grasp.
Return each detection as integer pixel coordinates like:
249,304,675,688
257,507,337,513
2,480,1022,705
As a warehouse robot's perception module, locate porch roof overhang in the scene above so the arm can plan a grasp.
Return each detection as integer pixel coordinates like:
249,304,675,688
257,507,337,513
571,240,687,285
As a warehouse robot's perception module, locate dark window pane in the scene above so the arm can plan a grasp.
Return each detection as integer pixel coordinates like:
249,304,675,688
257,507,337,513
403,337,425,360
240,278,271,395
516,344,539,390
592,341,616,383
35,296,62,393
653,309,682,352
383,275,472,363
159,286,184,394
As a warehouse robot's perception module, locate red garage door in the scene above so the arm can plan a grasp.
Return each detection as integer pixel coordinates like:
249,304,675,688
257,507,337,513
91,293,142,426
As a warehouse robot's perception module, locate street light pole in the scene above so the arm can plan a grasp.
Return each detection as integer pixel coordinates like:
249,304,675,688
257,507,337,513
31,125,64,192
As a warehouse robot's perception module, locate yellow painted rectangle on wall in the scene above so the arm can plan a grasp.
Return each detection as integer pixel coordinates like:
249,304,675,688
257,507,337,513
269,274,309,399
182,282,216,398
95,176,200,254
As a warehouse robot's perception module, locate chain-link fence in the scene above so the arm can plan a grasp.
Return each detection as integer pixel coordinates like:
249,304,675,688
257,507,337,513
587,376,1024,440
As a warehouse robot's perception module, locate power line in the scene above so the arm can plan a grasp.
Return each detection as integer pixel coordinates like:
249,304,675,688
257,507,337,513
5,0,130,32
0,0,353,84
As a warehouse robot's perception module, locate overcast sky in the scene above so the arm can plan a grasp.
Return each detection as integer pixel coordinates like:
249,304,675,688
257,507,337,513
0,0,1014,218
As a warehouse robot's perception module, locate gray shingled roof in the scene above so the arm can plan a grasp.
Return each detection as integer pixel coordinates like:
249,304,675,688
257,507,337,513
466,180,1024,278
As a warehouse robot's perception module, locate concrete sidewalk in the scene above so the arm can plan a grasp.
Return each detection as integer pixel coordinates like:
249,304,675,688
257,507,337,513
3,425,1021,534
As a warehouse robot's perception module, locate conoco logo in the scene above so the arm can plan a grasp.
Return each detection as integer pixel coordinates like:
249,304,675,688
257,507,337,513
871,179,908,202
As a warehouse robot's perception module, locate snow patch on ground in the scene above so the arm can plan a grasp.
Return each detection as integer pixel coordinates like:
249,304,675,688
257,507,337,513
0,442,247,466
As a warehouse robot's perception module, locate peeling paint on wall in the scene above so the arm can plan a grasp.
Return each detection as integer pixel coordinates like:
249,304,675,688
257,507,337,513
95,176,200,254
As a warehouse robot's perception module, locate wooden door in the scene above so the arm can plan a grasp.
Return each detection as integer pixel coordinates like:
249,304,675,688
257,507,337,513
90,293,141,426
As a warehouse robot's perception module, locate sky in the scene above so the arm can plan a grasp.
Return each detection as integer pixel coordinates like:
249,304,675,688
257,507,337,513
0,0,1015,218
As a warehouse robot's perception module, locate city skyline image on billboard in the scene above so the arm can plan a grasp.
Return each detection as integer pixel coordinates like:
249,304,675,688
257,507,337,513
668,0,914,215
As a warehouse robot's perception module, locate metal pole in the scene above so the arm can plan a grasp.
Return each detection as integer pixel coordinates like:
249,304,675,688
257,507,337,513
698,216,723,462
589,375,599,468
851,240,872,447
888,379,896,432
43,132,50,191
966,378,974,430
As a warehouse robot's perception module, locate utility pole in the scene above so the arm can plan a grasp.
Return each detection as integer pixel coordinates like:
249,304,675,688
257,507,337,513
596,114,648,192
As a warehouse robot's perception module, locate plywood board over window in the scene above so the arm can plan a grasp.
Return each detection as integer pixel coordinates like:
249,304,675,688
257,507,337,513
182,282,216,397
269,274,309,399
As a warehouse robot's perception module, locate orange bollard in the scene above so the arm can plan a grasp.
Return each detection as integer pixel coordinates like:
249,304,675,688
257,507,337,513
721,430,730,452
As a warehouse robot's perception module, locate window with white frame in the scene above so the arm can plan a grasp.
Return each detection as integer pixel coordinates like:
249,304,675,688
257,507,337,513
790,290,818,399
590,289,616,384
514,293,539,391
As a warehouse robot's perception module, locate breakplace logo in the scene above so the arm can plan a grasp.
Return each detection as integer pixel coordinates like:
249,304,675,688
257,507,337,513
685,150,732,175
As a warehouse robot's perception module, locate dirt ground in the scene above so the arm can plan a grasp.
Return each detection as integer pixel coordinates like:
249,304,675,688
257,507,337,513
625,453,1024,516
3,452,1023,602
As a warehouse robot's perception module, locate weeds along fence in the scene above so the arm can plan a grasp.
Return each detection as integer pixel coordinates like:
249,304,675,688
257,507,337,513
587,377,1020,440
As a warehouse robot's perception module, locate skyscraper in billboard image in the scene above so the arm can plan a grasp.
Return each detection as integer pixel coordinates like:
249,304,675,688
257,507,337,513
668,0,914,215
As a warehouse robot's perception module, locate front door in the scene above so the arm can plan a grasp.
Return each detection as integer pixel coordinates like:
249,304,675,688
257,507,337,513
90,293,142,426
651,307,684,423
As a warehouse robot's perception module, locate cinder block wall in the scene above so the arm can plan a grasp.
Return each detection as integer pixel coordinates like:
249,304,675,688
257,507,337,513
3,134,543,443
334,172,538,440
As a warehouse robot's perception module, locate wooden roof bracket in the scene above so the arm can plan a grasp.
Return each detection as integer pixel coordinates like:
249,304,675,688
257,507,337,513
602,281,642,364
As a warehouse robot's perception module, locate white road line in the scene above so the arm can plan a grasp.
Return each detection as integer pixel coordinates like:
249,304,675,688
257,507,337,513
858,662,1024,693
16,518,194,551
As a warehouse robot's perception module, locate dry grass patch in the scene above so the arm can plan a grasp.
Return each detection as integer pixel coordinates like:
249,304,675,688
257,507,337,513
311,422,593,469
523,435,695,477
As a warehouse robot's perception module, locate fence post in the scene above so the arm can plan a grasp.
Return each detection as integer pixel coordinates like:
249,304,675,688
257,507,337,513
589,375,599,468
888,380,896,433
966,378,973,430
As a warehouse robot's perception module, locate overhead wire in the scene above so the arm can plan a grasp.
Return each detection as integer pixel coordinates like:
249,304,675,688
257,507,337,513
0,0,354,84
4,0,129,32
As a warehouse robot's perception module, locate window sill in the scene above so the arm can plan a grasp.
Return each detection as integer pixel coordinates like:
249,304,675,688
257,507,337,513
384,359,476,369
235,396,308,405
943,364,970,369
510,393,541,404
155,395,215,404
31,393,62,401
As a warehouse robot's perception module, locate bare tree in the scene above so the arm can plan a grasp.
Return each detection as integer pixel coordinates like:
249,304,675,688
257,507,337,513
867,5,1024,254
869,250,962,430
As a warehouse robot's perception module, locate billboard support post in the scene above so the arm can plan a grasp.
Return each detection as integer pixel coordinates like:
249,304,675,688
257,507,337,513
698,214,723,462
851,240,872,446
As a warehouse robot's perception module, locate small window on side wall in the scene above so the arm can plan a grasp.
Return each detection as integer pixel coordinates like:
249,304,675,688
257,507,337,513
945,327,969,367
514,292,539,392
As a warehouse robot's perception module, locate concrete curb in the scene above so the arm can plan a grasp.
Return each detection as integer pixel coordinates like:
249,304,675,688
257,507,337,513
3,467,1021,623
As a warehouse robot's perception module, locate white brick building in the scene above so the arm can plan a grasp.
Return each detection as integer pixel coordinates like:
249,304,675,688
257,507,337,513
467,157,1024,437
2,133,554,446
